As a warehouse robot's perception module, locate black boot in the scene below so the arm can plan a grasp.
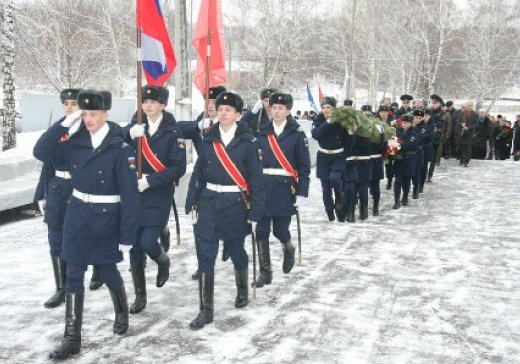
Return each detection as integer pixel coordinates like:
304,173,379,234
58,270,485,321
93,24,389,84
159,226,171,253
392,195,401,209
345,202,354,222
153,249,170,288
372,201,379,216
109,285,129,335
190,273,214,330
129,261,147,314
254,240,272,288
234,269,249,308
359,204,368,220
89,265,104,291
418,184,424,193
221,242,230,262
386,179,392,190
191,271,199,280
282,239,296,274
49,293,83,360
426,176,432,182
412,187,419,199
326,209,335,221
401,194,409,206
334,191,344,210
44,256,66,309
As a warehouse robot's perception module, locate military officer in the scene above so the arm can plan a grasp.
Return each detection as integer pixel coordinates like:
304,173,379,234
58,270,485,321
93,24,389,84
351,133,372,220
311,96,346,221
428,94,451,179
420,109,435,190
395,94,413,118
254,92,311,288
34,90,139,360
411,109,426,200
125,85,187,314
242,88,277,137
185,92,265,330
392,115,418,209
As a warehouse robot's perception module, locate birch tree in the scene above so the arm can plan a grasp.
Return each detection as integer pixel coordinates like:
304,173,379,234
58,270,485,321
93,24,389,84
2,0,16,151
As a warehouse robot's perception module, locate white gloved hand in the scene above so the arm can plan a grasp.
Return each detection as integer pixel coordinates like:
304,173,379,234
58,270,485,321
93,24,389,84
190,209,198,225
293,195,306,210
38,199,46,216
248,220,257,232
60,110,83,128
326,118,331,124
198,118,212,131
251,100,263,114
130,124,145,139
138,176,150,192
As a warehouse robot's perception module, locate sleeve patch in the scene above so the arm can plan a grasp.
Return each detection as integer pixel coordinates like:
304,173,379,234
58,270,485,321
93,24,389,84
177,138,186,149
303,138,309,148
127,156,136,170
257,148,263,161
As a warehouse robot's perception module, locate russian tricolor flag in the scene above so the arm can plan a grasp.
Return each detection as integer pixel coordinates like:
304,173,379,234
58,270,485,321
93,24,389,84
137,0,177,86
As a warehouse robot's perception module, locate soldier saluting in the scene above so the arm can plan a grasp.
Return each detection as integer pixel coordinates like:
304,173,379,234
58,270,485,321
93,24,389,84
34,90,139,360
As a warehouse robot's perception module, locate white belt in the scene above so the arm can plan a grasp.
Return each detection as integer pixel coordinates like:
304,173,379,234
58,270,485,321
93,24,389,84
318,147,344,155
263,168,291,176
55,170,71,179
346,156,371,161
72,189,121,203
206,182,241,193
369,154,382,159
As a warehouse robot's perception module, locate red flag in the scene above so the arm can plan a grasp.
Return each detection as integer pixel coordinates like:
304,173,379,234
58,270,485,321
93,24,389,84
137,0,177,86
318,84,324,102
192,0,227,94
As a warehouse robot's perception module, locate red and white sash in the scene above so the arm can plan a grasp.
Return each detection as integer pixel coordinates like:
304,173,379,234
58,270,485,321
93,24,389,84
213,141,250,195
267,134,298,182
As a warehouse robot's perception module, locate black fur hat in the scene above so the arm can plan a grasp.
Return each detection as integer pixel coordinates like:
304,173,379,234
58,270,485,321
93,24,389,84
215,92,244,112
142,85,169,105
320,96,337,108
269,93,294,109
206,86,227,100
430,94,445,107
413,109,425,117
401,115,413,123
78,90,112,111
361,105,372,112
343,99,353,106
60,88,82,104
260,88,277,100
378,105,390,112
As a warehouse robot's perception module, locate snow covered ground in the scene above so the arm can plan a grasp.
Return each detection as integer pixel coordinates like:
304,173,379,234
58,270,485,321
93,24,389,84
0,159,519,363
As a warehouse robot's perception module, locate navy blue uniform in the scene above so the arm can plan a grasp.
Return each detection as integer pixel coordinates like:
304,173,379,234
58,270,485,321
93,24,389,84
126,111,186,263
421,120,435,185
394,128,418,199
185,121,265,273
412,123,426,190
369,127,386,212
256,118,311,243
34,120,139,293
33,121,83,257
336,133,357,221
311,113,347,213
241,108,270,137
352,136,372,217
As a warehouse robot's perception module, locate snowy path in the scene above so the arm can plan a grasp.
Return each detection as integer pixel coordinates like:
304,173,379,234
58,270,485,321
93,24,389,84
0,159,519,363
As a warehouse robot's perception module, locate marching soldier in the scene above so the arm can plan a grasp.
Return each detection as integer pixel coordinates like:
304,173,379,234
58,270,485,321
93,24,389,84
33,88,92,309
369,123,386,216
421,109,435,190
185,92,265,330
311,96,346,221
376,105,396,190
254,92,311,287
428,94,451,179
34,90,139,359
242,88,277,137
411,109,426,200
125,85,187,314
177,85,226,280
392,115,418,209
352,134,372,220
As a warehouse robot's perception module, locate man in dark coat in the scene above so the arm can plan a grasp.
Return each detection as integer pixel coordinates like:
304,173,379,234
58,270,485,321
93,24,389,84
428,94,451,175
255,92,311,286
241,88,277,137
34,90,139,360
472,109,491,159
455,101,479,167
185,92,265,330
395,94,413,118
311,96,346,221
125,85,187,314
393,115,418,209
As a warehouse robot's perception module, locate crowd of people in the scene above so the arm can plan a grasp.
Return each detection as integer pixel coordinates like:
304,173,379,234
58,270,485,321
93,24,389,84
32,85,518,360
